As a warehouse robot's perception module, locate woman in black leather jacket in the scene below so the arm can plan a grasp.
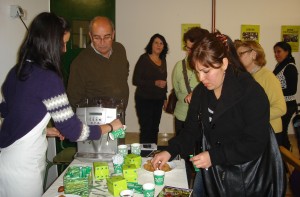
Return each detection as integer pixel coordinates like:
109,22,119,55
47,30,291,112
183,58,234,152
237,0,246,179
152,32,286,197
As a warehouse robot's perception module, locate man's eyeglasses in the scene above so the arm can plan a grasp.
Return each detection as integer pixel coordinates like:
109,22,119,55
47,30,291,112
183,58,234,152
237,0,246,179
238,49,253,57
92,34,112,42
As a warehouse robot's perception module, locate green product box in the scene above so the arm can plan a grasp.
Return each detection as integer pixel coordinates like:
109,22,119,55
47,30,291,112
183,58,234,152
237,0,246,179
124,154,142,168
123,164,138,183
106,175,128,197
63,166,92,197
93,162,110,180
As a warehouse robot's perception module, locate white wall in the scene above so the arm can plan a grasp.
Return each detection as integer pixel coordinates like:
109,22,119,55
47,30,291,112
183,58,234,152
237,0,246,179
1,0,300,135
116,0,300,134
0,0,49,92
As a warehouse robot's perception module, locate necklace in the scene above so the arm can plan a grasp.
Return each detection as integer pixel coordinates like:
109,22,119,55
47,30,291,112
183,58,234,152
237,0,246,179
149,54,161,66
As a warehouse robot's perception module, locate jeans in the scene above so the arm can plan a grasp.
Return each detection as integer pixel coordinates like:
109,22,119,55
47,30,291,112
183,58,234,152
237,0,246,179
193,171,206,197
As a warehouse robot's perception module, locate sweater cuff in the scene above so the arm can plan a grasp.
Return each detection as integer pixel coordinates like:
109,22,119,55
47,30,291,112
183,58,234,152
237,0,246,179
88,125,101,140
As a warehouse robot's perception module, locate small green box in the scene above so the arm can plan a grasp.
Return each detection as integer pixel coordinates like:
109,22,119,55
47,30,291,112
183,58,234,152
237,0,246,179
93,162,110,180
63,166,92,197
123,164,138,183
124,154,142,168
106,175,127,197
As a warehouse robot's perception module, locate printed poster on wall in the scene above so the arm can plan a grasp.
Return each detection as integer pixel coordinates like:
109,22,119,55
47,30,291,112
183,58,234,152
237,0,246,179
181,24,200,50
281,26,300,52
240,25,260,42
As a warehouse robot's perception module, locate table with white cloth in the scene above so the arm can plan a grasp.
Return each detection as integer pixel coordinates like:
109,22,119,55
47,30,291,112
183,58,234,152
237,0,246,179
43,157,189,197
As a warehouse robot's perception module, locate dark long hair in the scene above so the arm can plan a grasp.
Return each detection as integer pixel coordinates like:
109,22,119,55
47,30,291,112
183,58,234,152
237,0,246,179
273,41,295,64
16,12,70,80
145,33,169,59
189,32,246,74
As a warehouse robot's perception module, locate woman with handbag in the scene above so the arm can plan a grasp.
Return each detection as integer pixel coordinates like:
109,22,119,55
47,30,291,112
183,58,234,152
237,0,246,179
152,32,286,196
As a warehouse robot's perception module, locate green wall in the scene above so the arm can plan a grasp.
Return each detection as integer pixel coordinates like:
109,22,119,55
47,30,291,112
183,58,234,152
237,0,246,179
50,0,115,85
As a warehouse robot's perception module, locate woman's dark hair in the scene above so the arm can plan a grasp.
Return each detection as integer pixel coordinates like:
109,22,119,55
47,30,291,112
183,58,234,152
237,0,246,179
183,27,209,43
145,33,169,59
16,12,70,80
189,32,245,74
273,41,295,63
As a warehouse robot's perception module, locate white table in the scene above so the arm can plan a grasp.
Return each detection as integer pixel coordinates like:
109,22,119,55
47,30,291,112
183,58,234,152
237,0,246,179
43,158,188,197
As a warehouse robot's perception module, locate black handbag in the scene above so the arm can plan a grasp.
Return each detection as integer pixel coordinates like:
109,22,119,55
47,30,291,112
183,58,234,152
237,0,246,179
165,59,192,114
165,89,177,114
201,124,286,197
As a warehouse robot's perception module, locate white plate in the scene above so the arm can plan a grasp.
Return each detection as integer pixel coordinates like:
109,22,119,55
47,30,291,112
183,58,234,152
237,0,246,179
142,161,176,172
55,194,81,197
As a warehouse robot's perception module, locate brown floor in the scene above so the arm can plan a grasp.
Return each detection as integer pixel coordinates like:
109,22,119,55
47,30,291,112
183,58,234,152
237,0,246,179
125,133,299,196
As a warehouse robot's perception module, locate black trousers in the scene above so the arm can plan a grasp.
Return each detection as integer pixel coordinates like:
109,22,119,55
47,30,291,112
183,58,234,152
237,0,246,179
281,100,297,150
135,95,164,144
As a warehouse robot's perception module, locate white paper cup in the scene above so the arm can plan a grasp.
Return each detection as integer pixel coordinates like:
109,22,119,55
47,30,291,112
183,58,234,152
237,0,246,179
118,144,128,157
153,170,165,186
142,183,155,197
120,189,134,197
120,189,133,197
131,143,141,155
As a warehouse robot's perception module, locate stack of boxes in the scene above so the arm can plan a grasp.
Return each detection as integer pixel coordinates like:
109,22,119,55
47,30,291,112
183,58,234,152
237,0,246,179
63,150,143,196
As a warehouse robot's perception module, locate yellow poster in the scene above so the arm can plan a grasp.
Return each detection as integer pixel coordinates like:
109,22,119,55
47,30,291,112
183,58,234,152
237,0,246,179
181,24,200,50
240,25,260,42
281,26,300,52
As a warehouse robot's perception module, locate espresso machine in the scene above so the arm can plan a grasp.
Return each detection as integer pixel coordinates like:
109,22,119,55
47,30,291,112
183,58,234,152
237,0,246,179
74,98,125,162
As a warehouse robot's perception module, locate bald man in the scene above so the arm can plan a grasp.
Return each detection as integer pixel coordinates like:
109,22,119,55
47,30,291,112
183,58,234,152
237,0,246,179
67,17,129,121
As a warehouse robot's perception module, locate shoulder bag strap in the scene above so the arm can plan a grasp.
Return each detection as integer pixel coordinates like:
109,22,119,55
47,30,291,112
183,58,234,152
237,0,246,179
182,59,192,94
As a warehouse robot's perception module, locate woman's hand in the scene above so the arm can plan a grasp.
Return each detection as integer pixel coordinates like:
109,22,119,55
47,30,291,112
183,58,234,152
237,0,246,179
46,127,65,140
190,151,212,169
155,80,167,88
184,92,193,104
151,151,171,170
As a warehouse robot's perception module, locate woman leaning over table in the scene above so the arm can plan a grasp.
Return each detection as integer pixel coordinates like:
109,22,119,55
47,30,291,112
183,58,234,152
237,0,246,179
235,40,286,146
152,32,286,196
0,12,123,197
273,41,298,151
133,33,169,144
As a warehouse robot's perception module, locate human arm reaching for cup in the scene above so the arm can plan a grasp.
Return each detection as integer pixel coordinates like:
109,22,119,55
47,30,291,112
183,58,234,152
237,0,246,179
190,151,212,169
102,119,123,134
151,151,171,170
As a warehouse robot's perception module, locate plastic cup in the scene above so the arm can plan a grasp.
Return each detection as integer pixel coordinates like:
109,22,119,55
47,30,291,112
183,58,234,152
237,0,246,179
113,163,123,174
153,170,165,186
118,144,128,157
142,183,155,197
109,127,126,140
131,143,141,155
120,189,134,197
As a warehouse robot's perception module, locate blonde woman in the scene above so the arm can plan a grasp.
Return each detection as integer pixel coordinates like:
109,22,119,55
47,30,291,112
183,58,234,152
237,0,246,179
235,40,286,146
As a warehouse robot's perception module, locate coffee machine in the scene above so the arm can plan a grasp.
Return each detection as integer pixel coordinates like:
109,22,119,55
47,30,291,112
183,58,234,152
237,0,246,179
74,98,124,162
